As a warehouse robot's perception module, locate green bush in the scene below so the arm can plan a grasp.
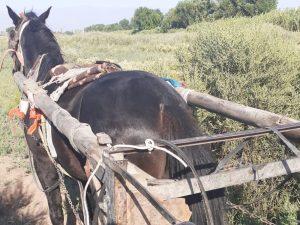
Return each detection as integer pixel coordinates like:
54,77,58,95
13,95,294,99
178,18,300,224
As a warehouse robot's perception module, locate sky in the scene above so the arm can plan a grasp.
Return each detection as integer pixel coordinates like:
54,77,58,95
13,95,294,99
0,0,299,32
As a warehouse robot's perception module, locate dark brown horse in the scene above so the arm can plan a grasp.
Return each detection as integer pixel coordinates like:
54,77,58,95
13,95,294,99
7,6,225,225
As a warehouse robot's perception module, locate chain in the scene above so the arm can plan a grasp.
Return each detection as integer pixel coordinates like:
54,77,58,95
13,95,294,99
227,201,276,225
17,118,85,225
54,160,84,225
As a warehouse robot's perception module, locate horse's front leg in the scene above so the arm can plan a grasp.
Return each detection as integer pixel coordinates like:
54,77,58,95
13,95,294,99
25,135,64,225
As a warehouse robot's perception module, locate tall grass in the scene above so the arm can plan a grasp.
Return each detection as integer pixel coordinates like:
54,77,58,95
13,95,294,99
57,30,193,79
0,36,26,157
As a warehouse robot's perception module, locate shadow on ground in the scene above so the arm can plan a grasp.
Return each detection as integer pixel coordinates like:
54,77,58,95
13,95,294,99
0,181,49,225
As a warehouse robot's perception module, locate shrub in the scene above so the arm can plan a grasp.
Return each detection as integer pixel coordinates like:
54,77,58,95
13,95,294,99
178,18,300,224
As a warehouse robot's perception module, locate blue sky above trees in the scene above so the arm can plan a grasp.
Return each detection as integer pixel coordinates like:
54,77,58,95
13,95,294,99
0,0,299,31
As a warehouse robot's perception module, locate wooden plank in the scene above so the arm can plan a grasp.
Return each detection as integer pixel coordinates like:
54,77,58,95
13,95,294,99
13,72,106,178
147,157,300,200
115,160,128,225
176,87,300,140
106,167,116,224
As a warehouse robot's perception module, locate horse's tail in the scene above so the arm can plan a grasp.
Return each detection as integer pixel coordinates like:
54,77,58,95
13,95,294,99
166,143,226,225
158,102,226,225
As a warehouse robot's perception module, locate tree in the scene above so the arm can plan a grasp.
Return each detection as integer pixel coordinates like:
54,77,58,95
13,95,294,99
173,0,209,28
131,7,163,31
84,24,106,32
216,0,277,18
162,0,218,31
119,19,131,30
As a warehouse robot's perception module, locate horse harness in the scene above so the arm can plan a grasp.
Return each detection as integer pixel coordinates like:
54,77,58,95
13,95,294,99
5,15,203,225
6,15,122,186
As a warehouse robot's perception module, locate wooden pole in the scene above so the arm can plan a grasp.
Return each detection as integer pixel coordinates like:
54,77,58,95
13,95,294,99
13,72,106,179
147,157,300,200
176,87,300,140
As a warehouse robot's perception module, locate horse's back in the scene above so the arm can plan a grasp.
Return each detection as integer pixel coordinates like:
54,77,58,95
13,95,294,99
59,70,198,143
57,70,225,224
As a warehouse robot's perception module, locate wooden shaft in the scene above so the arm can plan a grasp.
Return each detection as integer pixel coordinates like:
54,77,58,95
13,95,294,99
176,87,300,140
147,157,300,200
13,71,105,178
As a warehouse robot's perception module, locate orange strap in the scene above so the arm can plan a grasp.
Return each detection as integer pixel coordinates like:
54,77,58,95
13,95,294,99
9,107,25,120
27,108,42,135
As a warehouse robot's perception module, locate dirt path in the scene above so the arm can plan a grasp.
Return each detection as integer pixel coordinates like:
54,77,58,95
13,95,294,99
0,156,51,225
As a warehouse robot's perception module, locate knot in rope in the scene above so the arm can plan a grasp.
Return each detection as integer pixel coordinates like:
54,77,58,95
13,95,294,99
145,139,155,151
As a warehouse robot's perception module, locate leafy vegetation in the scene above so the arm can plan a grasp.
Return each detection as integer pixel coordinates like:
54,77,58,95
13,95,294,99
215,0,277,18
260,8,300,31
179,16,300,224
131,7,163,31
84,19,132,32
1,7,300,224
161,0,215,31
85,0,278,32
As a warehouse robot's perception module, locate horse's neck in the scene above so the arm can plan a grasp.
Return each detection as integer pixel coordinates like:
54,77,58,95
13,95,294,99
24,49,64,83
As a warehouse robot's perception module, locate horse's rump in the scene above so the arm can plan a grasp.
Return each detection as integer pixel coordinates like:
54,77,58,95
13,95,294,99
56,70,225,224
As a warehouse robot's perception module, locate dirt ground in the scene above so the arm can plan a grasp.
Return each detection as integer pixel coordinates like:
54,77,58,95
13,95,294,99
0,156,51,225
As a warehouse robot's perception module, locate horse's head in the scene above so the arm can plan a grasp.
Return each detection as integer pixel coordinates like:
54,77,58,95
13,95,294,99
6,6,63,83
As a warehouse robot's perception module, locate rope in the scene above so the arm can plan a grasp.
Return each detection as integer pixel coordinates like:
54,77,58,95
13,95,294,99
0,49,24,72
154,139,215,225
111,139,188,168
38,122,84,225
80,138,188,225
82,139,190,225
105,138,214,225
82,152,104,225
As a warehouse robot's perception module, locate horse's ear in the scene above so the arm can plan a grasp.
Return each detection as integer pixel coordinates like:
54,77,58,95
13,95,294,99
7,6,21,26
39,6,52,23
